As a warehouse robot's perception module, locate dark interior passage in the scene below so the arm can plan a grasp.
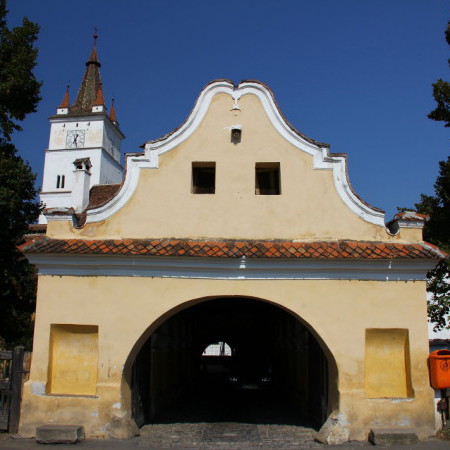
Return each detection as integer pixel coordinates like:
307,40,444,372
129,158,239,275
130,298,330,428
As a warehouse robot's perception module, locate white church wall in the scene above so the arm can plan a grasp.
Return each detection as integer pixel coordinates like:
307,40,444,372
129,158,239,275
103,122,123,163
42,149,104,193
49,118,106,150
99,150,123,185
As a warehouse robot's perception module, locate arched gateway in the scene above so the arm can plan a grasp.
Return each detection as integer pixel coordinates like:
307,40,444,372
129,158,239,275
122,296,338,428
20,59,443,442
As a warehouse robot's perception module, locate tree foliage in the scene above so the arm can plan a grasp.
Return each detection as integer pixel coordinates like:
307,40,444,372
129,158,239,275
414,159,450,331
420,21,450,331
0,0,42,349
428,22,450,127
0,0,41,143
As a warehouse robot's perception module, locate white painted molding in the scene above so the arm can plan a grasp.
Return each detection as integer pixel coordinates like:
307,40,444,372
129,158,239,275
26,253,435,281
84,155,157,223
398,220,425,229
52,80,385,226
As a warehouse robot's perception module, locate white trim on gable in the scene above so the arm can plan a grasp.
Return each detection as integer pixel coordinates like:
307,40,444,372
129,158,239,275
84,155,157,223
26,253,435,282
46,80,385,227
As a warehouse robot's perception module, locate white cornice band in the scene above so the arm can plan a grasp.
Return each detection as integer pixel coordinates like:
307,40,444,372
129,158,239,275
26,253,434,281
46,80,385,226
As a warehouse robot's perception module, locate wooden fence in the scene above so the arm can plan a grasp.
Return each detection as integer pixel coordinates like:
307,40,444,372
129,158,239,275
0,347,31,433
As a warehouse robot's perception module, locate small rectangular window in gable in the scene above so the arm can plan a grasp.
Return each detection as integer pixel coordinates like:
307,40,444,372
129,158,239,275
192,162,216,194
255,163,280,195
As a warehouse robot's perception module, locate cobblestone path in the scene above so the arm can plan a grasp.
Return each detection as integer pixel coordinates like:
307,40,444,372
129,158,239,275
139,422,323,448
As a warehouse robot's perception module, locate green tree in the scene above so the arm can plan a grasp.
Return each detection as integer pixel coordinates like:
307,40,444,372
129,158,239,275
0,0,41,143
428,22,450,127
419,21,450,331
413,159,450,331
0,0,42,349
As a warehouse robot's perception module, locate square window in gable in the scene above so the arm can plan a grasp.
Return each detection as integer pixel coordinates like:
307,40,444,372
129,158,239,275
255,163,281,195
192,162,216,194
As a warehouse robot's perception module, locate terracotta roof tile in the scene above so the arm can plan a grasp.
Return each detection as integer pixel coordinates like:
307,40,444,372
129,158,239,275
394,211,429,222
110,99,117,122
58,85,70,108
93,84,105,107
21,238,447,260
87,184,121,210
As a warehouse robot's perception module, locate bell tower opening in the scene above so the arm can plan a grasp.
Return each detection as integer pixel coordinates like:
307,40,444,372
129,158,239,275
127,297,336,429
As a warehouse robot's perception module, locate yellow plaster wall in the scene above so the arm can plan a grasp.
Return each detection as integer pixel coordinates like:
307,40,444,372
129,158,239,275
20,275,434,439
48,324,98,396
365,329,413,398
46,93,418,242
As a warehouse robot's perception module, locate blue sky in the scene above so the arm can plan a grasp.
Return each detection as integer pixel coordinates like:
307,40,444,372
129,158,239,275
7,0,449,220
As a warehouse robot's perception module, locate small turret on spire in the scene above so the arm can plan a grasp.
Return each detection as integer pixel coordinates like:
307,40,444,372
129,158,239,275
109,98,118,124
57,84,70,114
92,83,106,112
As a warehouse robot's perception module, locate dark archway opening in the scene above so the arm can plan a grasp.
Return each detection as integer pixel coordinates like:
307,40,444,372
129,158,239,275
130,298,331,429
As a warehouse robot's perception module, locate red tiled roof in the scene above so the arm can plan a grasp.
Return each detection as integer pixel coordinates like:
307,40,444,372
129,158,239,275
394,211,429,222
22,237,446,260
87,184,121,210
58,85,70,108
93,84,105,107
27,224,48,234
109,98,117,122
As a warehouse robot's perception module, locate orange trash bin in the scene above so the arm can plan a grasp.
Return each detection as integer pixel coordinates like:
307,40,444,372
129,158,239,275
429,349,450,390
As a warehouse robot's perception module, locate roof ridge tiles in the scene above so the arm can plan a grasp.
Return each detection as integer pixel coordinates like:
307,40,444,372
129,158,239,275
21,237,446,260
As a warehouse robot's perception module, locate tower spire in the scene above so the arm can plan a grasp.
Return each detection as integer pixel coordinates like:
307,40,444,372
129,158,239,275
71,32,102,113
88,29,99,64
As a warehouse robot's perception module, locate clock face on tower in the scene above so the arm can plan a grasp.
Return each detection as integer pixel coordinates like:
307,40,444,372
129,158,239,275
66,130,86,148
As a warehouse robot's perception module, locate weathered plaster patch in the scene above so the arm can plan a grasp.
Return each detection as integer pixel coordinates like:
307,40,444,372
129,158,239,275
393,418,411,427
390,398,414,403
31,382,46,395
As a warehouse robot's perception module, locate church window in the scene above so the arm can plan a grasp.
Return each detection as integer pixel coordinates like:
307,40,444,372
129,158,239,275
56,175,65,189
231,128,242,144
192,162,216,194
255,163,281,195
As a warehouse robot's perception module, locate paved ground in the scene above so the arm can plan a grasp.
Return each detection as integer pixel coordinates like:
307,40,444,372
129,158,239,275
1,424,449,449
139,422,322,447
1,385,448,448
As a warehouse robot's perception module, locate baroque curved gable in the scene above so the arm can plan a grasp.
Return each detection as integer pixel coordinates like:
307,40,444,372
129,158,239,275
80,80,384,228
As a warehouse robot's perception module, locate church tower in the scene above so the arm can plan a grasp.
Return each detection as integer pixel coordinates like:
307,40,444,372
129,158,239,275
39,34,124,224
